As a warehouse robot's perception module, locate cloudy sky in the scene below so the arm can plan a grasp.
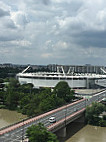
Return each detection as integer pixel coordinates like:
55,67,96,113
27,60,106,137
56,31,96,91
0,0,106,66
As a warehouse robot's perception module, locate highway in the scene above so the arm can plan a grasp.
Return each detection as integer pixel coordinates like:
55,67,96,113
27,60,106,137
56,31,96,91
0,89,106,142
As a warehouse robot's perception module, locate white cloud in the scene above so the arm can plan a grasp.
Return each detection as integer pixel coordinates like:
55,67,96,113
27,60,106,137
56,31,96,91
53,41,68,50
41,53,52,58
0,0,106,65
11,11,28,27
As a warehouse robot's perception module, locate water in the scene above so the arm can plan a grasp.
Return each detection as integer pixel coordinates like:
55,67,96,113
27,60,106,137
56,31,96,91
66,125,106,142
0,109,27,128
58,122,106,142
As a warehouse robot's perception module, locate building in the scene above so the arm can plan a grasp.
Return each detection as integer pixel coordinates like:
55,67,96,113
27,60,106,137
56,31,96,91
16,66,106,89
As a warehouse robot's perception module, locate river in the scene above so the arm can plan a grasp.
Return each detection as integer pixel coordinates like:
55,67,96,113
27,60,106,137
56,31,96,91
0,109,27,129
66,124,106,142
57,122,106,142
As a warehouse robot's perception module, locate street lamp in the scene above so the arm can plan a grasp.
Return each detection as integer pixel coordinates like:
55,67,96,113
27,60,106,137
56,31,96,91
22,120,24,142
64,105,67,126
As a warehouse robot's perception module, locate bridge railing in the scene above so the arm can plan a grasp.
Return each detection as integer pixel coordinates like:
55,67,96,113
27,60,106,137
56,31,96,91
0,89,106,132
0,89,105,142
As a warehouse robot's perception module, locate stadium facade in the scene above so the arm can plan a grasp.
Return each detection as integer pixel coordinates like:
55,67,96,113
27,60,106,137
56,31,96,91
16,66,106,89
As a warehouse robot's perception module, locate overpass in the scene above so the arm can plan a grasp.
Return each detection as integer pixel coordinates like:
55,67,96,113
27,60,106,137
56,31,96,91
0,89,106,142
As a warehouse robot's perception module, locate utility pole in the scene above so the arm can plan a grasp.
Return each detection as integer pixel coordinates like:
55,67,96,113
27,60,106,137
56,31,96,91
64,105,67,126
22,120,24,142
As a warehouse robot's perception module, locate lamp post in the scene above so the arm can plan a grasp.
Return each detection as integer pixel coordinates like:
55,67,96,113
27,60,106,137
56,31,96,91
22,120,24,142
64,105,67,126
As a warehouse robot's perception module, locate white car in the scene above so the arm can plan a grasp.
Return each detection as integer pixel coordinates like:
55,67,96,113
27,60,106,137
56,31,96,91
49,116,56,123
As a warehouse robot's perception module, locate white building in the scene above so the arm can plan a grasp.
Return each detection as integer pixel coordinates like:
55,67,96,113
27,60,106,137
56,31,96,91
16,66,106,89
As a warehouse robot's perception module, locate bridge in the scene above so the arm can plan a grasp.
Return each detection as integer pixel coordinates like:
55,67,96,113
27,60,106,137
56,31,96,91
0,89,106,142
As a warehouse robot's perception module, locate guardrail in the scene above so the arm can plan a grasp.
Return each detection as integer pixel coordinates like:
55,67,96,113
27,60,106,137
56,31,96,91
0,89,105,142
0,89,106,132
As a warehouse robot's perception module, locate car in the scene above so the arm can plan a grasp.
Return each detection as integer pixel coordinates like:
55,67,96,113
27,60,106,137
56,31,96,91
49,116,56,123
74,108,77,112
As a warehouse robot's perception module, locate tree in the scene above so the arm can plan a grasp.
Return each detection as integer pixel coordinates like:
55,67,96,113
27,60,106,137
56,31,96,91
53,81,74,102
7,78,20,89
0,78,4,83
26,123,59,142
4,78,20,109
85,102,106,126
5,91,19,109
18,83,33,93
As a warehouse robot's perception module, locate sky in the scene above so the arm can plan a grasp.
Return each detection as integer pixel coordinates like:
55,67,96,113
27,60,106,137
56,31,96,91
0,0,106,66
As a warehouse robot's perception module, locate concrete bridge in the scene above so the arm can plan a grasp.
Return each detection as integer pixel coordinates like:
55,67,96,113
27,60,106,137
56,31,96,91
0,89,106,142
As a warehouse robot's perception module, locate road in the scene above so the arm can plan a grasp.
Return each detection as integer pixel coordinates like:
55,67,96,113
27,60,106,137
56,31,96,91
0,89,106,142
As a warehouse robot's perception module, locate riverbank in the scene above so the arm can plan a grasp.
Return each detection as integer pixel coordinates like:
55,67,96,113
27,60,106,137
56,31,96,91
0,109,27,128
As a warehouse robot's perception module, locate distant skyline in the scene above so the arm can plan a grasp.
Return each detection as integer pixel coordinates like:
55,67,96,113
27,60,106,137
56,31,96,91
0,0,106,66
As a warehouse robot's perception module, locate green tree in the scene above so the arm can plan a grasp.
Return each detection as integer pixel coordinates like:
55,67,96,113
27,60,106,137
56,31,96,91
85,102,106,126
39,93,65,112
54,81,74,102
0,78,4,83
5,91,19,109
5,78,20,109
8,78,20,89
26,123,59,142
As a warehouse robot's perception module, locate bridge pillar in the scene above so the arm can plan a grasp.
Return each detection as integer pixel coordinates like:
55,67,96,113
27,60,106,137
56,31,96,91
56,127,66,137
86,78,90,89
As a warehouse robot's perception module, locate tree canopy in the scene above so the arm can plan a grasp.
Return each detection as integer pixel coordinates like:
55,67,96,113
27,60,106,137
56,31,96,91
26,123,59,142
0,79,75,116
53,81,74,102
85,102,106,126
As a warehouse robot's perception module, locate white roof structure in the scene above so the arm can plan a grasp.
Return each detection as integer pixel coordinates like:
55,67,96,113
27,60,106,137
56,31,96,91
16,66,106,88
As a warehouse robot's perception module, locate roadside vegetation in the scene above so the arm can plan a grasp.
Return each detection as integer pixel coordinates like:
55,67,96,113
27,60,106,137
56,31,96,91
26,123,59,142
0,78,75,116
85,102,106,127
